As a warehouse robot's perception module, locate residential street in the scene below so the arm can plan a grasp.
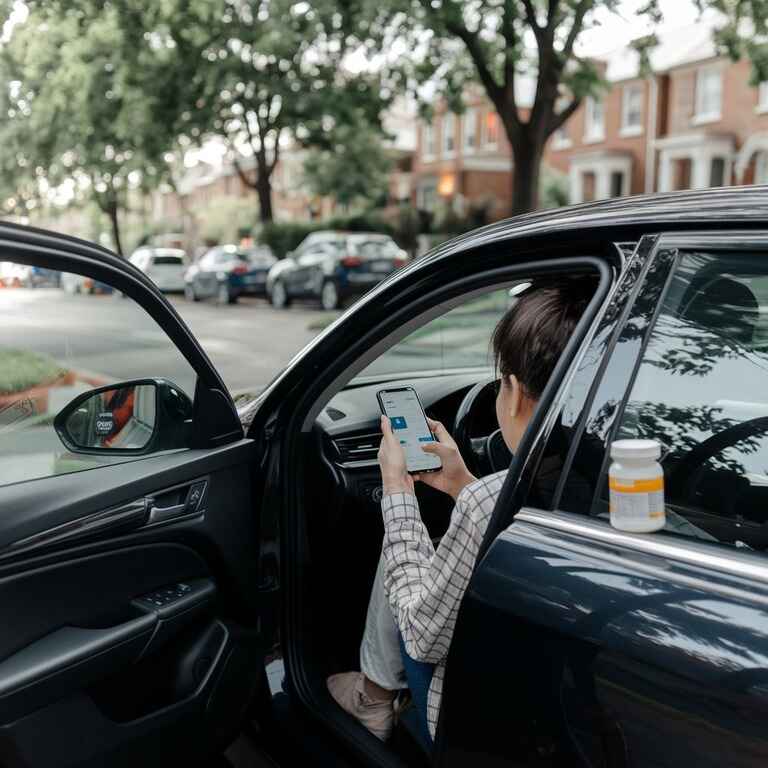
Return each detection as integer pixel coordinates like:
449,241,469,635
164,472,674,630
0,287,339,398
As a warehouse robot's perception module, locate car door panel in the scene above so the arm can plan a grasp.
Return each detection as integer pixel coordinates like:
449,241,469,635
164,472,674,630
441,509,768,768
0,226,267,767
0,443,264,767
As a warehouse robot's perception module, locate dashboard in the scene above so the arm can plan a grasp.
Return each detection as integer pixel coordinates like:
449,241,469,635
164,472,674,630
309,371,496,540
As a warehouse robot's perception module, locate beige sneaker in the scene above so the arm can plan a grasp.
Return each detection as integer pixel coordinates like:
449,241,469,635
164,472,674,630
327,672,395,741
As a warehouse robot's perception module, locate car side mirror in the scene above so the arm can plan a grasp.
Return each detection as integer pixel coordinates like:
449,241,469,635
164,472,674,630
54,378,193,454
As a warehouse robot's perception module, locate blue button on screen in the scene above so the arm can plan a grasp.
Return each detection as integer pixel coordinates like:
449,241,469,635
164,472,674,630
418,435,434,442
390,416,407,430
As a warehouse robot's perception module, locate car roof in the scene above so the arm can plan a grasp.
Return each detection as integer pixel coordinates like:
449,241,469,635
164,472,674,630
430,186,768,264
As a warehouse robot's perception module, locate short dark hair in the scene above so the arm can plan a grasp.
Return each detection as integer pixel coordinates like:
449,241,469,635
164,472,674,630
492,277,594,400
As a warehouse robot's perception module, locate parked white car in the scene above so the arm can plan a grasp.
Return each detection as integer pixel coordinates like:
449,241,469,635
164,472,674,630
129,247,187,293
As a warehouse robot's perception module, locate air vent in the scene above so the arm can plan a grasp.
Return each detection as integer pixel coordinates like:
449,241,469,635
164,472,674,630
333,433,381,466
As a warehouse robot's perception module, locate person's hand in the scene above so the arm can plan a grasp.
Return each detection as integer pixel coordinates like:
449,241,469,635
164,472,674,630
414,418,477,500
378,415,415,496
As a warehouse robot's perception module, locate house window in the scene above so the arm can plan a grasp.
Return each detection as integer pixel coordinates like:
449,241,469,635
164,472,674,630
463,108,477,153
610,171,625,197
422,122,436,160
417,180,438,211
710,156,726,187
758,82,768,113
755,151,768,184
443,113,456,156
694,67,723,123
584,96,605,142
482,111,499,148
621,84,643,135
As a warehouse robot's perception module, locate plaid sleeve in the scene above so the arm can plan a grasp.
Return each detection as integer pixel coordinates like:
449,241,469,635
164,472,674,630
381,476,502,664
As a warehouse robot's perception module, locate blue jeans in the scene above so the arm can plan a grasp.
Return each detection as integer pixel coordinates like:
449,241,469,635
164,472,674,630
398,633,435,751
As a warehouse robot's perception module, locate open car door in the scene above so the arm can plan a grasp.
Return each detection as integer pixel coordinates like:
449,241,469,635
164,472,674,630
0,225,272,767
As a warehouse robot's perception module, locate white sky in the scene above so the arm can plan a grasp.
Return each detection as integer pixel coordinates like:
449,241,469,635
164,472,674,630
578,0,713,55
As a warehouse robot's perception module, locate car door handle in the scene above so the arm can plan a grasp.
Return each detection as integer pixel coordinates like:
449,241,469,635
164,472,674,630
148,501,188,524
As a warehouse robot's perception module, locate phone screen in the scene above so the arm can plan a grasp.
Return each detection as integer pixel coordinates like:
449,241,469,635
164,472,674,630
378,388,442,473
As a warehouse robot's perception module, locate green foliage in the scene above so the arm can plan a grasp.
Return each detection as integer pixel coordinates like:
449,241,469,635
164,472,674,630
0,348,67,395
303,126,392,209
259,221,320,259
540,168,570,209
197,197,258,245
0,4,183,254
259,212,399,258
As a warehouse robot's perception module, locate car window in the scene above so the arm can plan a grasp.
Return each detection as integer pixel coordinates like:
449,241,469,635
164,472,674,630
0,261,196,486
594,250,768,550
358,288,514,378
354,239,399,258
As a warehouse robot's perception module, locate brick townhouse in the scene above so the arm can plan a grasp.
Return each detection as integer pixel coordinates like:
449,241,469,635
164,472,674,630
413,21,768,217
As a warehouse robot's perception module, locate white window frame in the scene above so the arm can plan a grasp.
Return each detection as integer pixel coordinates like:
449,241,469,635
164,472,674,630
584,96,605,143
482,110,499,149
422,121,436,161
756,151,768,185
443,113,456,157
757,82,768,114
620,83,644,137
463,108,477,154
693,65,723,125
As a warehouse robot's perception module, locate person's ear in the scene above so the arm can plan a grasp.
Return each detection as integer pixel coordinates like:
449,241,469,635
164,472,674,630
507,374,522,419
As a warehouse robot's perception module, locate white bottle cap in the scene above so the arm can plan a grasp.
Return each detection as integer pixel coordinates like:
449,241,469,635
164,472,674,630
610,439,661,460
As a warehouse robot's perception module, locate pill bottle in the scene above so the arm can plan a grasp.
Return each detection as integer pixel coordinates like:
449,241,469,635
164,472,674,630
608,439,665,533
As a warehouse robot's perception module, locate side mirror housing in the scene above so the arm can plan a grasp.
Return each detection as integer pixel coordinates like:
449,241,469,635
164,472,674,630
54,378,193,454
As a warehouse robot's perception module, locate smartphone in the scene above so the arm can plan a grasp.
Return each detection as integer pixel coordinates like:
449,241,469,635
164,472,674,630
377,387,442,474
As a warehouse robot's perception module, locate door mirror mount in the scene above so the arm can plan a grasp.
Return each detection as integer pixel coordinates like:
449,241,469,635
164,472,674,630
54,378,193,454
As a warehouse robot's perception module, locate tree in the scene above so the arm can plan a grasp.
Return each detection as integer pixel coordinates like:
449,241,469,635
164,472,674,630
0,5,178,255
362,0,668,215
303,124,392,211
119,0,390,223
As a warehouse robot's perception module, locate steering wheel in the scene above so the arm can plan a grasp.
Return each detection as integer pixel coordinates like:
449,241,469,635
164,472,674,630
453,380,512,476
665,415,768,502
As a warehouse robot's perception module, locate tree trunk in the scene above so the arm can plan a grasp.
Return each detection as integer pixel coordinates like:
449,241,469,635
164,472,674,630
106,201,124,257
509,135,544,216
256,173,274,223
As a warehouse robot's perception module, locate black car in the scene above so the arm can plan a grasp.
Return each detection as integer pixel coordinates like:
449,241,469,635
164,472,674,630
184,244,276,304
266,230,409,310
4,189,768,768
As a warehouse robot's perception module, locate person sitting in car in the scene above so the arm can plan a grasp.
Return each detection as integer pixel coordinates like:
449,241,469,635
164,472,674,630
327,278,593,745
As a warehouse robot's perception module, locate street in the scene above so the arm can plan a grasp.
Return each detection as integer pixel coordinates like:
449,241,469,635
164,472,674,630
0,287,338,398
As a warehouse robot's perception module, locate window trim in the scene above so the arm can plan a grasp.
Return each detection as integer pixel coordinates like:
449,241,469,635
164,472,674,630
463,107,477,154
693,65,723,125
620,82,644,137
584,95,606,143
757,81,768,114
421,121,436,161
443,112,456,158
515,507,768,585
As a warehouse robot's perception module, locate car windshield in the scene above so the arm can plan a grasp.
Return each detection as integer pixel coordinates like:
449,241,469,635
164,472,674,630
358,288,514,379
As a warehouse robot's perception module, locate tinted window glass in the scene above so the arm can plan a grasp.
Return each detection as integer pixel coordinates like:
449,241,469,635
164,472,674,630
600,251,768,549
0,262,195,485
152,255,184,266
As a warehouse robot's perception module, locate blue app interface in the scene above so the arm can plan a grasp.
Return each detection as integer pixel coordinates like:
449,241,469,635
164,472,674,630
380,390,441,472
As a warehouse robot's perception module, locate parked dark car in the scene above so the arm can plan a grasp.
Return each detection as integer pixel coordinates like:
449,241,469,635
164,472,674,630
184,244,276,304
266,230,409,310
5,189,768,768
